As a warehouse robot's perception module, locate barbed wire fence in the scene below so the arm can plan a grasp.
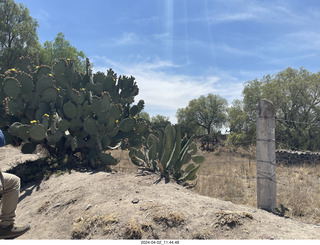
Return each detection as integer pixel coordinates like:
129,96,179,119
199,99,320,214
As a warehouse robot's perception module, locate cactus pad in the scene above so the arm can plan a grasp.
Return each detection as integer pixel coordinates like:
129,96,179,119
63,101,77,119
9,122,22,137
119,118,135,133
53,59,67,76
99,153,118,165
17,124,30,140
101,135,111,150
109,104,122,119
57,119,70,131
84,117,98,135
16,72,34,93
21,142,37,154
5,99,18,116
42,88,58,103
69,118,82,131
36,76,54,94
4,78,21,99
70,89,85,104
36,65,52,78
29,124,46,141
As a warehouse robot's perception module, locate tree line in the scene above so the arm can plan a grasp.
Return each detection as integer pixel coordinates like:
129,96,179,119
2,0,320,152
173,67,320,152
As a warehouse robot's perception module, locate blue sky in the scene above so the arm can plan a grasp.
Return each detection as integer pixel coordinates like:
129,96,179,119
17,0,320,123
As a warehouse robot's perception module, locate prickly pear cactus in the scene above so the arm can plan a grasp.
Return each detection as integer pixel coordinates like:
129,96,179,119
0,57,147,168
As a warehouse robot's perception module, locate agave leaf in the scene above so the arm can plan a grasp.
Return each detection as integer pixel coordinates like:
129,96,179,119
178,165,201,183
192,155,205,164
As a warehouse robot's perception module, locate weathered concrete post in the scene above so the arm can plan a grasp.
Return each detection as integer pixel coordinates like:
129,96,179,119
256,99,276,212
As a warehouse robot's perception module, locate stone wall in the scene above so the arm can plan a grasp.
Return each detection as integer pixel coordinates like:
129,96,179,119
276,149,320,165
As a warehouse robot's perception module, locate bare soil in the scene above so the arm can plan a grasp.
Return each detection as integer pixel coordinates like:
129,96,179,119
1,145,320,240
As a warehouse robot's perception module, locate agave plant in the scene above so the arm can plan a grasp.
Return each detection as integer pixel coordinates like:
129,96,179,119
129,124,205,183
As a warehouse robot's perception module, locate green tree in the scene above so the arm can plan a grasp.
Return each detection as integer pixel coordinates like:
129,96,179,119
139,110,151,122
228,67,320,151
150,114,171,132
176,94,228,135
0,0,40,72
41,32,86,73
226,99,255,147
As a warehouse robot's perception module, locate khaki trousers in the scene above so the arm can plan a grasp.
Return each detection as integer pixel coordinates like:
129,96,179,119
0,173,20,226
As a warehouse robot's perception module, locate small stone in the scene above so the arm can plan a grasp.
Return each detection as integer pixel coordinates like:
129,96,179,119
85,204,93,210
132,198,139,204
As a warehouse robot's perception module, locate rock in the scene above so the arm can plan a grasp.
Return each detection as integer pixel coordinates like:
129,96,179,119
85,204,93,210
132,198,139,204
53,203,61,208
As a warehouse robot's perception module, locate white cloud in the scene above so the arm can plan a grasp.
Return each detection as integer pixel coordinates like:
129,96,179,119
114,32,140,46
153,32,171,39
92,56,243,123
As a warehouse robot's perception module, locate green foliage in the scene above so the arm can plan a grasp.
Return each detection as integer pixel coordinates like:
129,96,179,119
0,0,41,72
150,114,171,132
228,67,320,151
129,124,205,183
41,32,86,73
1,57,146,168
226,99,255,147
176,93,228,136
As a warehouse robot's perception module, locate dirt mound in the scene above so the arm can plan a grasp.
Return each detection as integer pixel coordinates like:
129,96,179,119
1,145,320,240
11,171,320,240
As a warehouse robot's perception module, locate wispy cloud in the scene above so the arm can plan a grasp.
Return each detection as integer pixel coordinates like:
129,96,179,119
153,32,171,40
113,32,141,46
92,56,243,123
183,1,307,25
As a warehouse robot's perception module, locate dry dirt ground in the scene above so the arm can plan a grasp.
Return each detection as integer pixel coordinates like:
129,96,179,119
1,145,320,240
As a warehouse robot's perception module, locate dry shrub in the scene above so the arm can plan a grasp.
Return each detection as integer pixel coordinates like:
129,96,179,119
153,211,185,228
123,218,142,239
71,212,118,239
192,229,212,239
214,210,253,228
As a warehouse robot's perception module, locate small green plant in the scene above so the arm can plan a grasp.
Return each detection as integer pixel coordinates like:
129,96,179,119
129,124,205,183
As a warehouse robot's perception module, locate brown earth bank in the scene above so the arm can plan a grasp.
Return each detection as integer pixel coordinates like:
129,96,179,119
1,145,320,240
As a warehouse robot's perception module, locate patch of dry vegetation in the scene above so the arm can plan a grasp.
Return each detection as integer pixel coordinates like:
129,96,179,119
71,212,119,239
109,146,320,225
193,147,320,225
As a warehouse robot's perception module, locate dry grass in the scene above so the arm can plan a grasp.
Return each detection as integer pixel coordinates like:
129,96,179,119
193,149,257,207
193,147,320,225
71,212,119,239
276,163,320,223
110,146,320,225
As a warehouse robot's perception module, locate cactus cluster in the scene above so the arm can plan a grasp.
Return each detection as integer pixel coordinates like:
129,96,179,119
0,57,147,167
129,124,205,183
